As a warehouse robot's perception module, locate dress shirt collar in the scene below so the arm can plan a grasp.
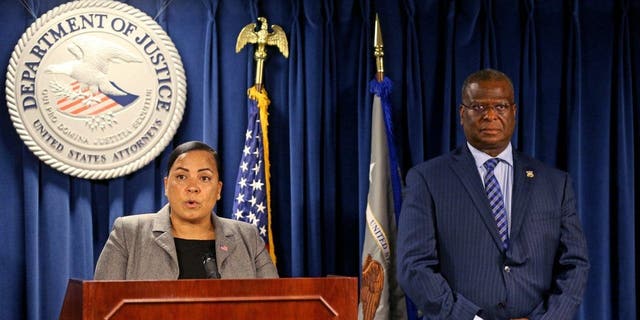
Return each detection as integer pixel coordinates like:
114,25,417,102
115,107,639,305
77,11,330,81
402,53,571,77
467,142,514,169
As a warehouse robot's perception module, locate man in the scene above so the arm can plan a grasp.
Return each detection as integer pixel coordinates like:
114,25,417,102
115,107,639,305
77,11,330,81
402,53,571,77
396,69,589,319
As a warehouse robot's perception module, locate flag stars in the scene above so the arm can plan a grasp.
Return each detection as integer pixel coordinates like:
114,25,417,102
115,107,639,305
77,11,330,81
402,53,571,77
233,209,244,220
249,195,257,206
259,225,267,236
247,212,257,224
256,202,266,213
252,161,261,174
243,145,251,156
250,179,264,191
240,161,248,172
238,177,248,188
245,130,252,140
235,193,245,204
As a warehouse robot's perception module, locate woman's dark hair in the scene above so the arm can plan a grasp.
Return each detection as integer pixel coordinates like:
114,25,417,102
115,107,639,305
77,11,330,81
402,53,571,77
166,141,221,178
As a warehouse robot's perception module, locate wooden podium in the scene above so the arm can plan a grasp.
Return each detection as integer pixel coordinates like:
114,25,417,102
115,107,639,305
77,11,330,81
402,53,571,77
59,277,357,320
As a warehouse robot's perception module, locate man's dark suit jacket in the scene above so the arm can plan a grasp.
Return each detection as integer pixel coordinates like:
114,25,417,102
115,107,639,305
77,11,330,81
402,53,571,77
397,145,589,320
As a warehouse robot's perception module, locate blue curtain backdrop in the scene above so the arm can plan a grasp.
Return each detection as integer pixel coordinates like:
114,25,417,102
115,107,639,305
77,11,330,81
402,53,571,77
0,0,637,319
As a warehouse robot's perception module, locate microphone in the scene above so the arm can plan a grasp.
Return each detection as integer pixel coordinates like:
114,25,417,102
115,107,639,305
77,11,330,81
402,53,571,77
202,252,220,279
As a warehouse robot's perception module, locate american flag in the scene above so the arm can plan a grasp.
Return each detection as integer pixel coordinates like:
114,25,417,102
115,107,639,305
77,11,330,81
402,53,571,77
232,87,275,262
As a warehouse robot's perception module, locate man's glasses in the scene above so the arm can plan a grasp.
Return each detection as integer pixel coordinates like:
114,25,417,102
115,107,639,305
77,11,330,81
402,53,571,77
461,103,513,115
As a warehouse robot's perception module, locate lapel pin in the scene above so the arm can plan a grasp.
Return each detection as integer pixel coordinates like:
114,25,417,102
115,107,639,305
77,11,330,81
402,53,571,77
220,245,228,252
526,170,534,178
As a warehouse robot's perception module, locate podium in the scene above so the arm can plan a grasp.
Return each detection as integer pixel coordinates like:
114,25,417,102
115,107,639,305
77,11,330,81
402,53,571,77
59,277,357,320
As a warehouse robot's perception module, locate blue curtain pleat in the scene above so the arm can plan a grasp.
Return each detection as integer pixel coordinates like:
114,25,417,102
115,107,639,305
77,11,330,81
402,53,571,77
69,180,94,276
311,0,329,276
22,153,40,320
290,0,313,276
441,0,458,153
576,1,615,319
612,1,636,318
357,0,373,269
517,0,537,156
629,0,640,314
0,140,25,317
303,0,324,276
522,1,563,164
0,3,28,317
0,0,639,319
327,0,347,276
481,0,498,68
284,0,303,277
404,0,427,165
38,174,70,319
207,0,221,149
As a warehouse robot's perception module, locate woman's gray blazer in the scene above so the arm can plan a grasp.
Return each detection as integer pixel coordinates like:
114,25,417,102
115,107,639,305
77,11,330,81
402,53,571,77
94,204,278,280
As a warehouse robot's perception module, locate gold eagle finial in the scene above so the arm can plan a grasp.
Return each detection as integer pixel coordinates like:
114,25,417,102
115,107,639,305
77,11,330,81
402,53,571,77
236,17,288,91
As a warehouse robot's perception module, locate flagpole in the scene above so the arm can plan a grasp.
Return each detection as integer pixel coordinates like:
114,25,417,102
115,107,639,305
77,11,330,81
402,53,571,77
374,14,384,83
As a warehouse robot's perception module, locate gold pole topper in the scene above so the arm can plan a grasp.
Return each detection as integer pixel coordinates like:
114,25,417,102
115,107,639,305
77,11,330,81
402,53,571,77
373,14,384,82
236,17,289,91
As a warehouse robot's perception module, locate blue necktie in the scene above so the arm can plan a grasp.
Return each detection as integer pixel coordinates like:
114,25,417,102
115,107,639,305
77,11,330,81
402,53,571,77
484,158,509,250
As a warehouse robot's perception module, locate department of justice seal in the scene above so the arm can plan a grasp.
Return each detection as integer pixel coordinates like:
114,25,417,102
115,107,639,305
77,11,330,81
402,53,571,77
5,0,186,179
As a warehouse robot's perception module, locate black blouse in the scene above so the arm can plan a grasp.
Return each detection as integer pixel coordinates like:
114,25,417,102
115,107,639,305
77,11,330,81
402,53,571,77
174,238,216,279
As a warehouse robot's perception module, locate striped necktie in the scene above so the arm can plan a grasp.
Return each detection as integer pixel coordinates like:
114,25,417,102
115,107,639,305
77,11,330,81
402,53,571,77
484,158,509,250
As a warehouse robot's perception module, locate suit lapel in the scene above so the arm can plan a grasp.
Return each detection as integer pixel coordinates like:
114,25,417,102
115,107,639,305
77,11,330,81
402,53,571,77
449,146,505,251
509,152,535,239
152,204,179,275
213,215,237,275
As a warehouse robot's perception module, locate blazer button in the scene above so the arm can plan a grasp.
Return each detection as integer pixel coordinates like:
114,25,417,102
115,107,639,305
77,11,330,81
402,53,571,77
503,265,511,273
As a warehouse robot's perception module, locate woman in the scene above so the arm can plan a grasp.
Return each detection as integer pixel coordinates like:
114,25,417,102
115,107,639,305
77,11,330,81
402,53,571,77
94,141,278,279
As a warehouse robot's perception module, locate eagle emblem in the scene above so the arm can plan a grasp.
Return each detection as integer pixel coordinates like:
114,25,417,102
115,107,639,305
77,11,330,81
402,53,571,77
360,254,384,320
236,17,288,58
45,35,141,123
